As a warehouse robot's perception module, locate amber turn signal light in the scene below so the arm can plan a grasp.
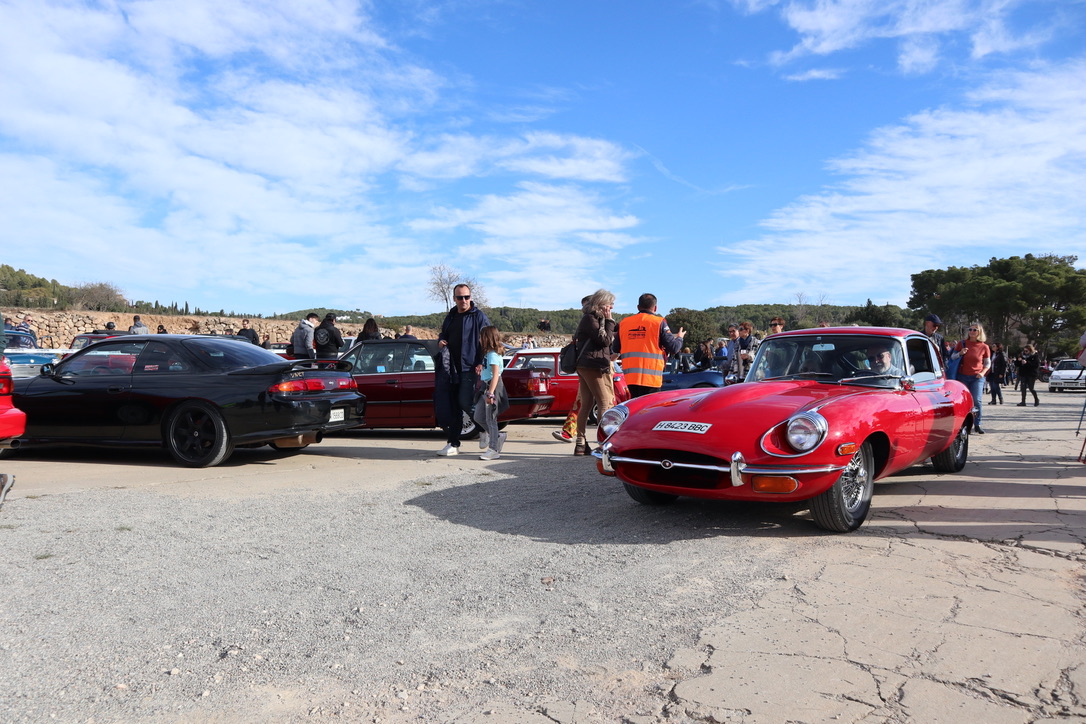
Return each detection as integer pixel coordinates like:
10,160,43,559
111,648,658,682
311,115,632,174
751,476,799,494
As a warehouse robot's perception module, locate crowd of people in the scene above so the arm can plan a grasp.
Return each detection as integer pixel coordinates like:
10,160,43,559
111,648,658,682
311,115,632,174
7,296,1084,460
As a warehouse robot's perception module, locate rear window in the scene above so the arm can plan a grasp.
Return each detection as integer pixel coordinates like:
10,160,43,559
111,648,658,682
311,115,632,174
182,338,286,370
508,354,556,374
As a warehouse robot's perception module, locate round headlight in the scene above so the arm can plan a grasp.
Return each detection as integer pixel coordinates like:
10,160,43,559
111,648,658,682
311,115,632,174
785,412,827,453
599,404,629,439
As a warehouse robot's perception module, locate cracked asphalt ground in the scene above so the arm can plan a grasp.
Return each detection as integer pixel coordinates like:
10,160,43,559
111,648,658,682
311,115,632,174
1,391,1085,723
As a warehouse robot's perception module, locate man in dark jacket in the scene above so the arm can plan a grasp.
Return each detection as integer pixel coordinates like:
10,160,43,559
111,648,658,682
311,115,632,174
237,319,260,345
435,284,491,455
314,313,344,358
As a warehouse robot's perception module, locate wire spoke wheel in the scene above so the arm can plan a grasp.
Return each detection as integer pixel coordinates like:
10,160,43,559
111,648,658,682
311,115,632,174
810,442,874,532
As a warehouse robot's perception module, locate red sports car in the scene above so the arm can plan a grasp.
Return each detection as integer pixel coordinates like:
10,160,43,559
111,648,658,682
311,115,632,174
0,359,27,448
594,327,974,532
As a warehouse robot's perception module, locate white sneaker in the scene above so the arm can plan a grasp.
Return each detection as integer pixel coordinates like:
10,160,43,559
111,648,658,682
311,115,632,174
495,432,507,453
479,449,500,461
478,431,489,450
436,444,459,456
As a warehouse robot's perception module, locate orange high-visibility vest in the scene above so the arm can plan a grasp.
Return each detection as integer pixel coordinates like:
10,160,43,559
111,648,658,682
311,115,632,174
618,312,666,388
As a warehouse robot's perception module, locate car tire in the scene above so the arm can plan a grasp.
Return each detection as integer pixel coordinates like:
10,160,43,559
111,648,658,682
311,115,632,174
623,483,678,506
809,441,874,532
166,402,234,468
587,403,600,426
460,411,481,440
931,422,969,473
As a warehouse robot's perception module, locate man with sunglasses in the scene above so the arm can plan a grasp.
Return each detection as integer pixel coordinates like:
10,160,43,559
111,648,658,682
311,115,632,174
866,342,903,376
435,284,492,456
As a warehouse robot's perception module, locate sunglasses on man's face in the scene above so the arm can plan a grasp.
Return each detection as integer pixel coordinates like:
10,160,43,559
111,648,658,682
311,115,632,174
455,295,471,301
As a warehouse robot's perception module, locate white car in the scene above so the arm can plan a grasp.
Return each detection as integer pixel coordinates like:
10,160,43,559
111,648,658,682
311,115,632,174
1048,358,1085,392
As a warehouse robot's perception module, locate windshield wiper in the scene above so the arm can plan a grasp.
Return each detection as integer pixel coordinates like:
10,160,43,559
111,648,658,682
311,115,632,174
842,374,900,384
763,372,837,381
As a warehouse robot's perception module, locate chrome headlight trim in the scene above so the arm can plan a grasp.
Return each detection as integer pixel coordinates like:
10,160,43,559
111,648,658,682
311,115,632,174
598,403,629,439
784,411,828,453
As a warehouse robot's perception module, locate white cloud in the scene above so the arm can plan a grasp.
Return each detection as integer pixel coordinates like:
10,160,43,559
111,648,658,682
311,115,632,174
784,68,844,81
0,0,641,313
408,182,644,307
753,0,1056,73
715,58,1086,306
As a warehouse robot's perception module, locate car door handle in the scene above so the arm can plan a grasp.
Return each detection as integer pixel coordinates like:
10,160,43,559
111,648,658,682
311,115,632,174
385,379,399,385
107,387,126,394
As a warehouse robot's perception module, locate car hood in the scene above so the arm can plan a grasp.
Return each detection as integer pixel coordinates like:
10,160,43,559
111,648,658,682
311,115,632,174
621,381,885,446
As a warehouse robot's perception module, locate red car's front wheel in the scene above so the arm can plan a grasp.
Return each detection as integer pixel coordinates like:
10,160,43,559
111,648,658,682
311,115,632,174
810,442,874,532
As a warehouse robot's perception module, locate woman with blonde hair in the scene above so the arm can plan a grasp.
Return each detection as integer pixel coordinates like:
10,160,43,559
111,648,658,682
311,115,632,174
572,289,617,456
952,322,991,433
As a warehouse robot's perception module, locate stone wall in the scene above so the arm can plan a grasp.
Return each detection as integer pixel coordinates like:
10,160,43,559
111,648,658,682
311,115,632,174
5,309,572,349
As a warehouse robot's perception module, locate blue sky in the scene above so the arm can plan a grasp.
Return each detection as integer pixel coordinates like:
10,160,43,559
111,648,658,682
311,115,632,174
1,0,1084,317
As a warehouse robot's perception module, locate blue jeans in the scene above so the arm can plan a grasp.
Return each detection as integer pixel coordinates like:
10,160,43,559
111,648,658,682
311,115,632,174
957,373,985,429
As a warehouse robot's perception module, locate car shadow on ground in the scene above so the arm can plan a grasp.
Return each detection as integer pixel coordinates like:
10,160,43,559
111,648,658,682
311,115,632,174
403,455,827,545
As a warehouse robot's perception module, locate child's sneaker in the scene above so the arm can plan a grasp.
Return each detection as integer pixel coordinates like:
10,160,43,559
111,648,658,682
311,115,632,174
479,449,500,461
552,430,573,442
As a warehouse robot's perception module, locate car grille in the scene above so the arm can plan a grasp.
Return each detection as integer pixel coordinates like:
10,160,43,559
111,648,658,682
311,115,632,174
613,448,729,490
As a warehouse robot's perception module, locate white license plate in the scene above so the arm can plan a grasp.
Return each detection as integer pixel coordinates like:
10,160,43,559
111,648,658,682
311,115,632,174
329,408,345,422
653,421,711,434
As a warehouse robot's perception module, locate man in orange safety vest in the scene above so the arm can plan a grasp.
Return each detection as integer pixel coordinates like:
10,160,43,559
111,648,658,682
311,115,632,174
614,293,686,398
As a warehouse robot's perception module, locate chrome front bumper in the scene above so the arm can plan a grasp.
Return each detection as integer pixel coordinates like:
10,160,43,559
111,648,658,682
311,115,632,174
594,442,846,487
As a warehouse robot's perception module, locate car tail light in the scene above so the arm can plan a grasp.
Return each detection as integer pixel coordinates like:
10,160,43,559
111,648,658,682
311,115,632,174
0,375,11,396
269,376,356,393
528,377,547,395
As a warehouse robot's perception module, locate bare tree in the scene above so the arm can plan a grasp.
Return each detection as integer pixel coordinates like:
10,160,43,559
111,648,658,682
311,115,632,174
427,264,488,311
427,264,459,311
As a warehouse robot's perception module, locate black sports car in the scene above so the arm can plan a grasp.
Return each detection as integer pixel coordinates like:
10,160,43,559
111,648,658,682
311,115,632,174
1,335,365,467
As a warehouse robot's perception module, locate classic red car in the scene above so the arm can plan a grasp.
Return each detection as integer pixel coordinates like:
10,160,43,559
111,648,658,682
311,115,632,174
340,338,553,433
506,346,630,419
594,327,974,532
0,359,28,448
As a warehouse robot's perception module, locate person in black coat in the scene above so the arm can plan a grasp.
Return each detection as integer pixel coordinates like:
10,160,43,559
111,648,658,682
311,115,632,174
314,313,344,358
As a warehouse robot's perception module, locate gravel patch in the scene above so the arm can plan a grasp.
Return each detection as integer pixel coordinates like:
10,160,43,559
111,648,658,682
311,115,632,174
0,452,802,722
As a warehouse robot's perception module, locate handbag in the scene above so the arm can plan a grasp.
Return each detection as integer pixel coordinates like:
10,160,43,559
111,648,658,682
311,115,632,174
559,338,579,374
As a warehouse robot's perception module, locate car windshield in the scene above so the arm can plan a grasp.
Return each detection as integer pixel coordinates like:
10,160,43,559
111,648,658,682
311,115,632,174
181,337,286,370
1056,359,1084,371
749,334,909,387
1,331,37,350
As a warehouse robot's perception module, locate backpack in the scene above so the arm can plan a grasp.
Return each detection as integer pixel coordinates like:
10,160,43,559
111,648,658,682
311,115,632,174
559,339,579,374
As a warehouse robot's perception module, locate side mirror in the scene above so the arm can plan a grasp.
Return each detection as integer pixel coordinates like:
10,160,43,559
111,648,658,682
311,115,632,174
900,377,915,391
40,363,54,376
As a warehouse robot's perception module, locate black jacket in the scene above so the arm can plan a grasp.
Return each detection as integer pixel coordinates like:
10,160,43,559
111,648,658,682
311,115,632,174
314,320,344,358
